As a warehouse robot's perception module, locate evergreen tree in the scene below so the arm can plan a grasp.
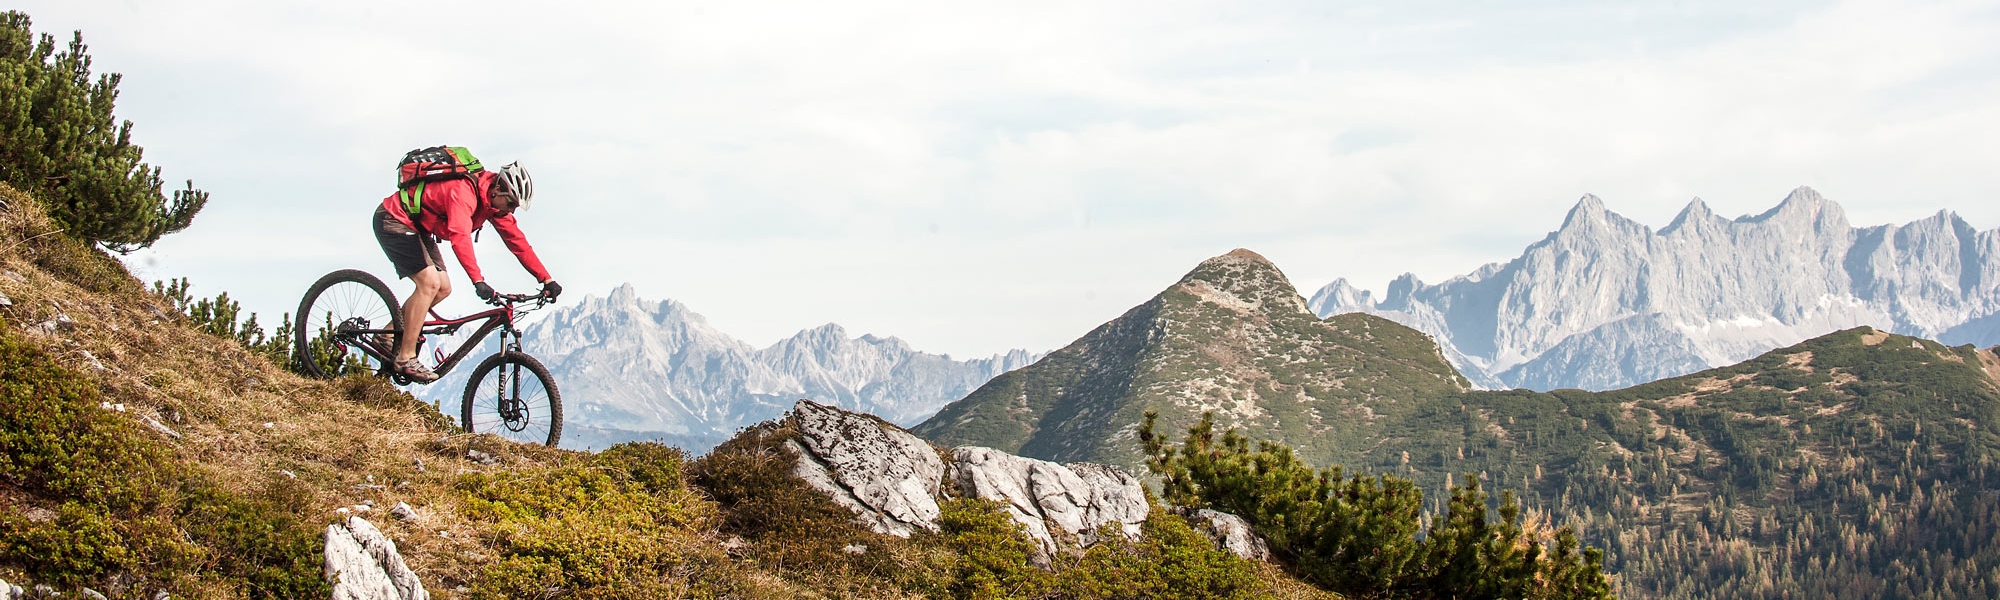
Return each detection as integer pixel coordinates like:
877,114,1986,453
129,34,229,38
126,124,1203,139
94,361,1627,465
1142,411,1615,599
0,11,205,252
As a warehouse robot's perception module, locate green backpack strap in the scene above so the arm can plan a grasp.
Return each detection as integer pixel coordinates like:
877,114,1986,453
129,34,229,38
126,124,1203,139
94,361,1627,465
399,180,428,215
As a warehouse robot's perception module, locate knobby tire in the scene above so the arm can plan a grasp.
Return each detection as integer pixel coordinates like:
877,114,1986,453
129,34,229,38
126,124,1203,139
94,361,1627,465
461,351,563,446
295,269,402,380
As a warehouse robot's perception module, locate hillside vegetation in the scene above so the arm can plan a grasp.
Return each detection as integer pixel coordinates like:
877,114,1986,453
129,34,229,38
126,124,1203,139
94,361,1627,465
1392,328,2000,598
0,174,1357,599
916,249,1470,468
921,246,2000,598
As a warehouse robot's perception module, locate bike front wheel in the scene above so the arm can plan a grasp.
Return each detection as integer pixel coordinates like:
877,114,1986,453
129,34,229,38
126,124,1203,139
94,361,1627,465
295,269,402,379
461,351,563,446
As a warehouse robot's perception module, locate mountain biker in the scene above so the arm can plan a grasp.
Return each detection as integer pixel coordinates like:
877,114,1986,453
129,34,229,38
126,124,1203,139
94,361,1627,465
372,161,560,383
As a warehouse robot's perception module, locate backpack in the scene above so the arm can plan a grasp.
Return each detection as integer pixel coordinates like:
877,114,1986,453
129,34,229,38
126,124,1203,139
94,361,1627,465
396,146,484,216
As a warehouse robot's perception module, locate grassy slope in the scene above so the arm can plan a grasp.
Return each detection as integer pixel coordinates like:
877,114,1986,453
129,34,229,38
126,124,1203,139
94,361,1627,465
0,184,1329,599
0,183,814,598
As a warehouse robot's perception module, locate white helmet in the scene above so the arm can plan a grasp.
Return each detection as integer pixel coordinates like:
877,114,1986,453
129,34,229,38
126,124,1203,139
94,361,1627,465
494,161,535,210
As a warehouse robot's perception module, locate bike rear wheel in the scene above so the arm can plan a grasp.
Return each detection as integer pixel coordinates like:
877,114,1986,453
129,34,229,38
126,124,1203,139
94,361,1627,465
461,351,563,446
295,269,402,379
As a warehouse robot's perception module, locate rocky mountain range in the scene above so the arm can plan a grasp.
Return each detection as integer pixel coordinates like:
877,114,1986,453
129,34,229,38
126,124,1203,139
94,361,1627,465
1309,186,2000,391
918,246,2000,598
422,283,1038,450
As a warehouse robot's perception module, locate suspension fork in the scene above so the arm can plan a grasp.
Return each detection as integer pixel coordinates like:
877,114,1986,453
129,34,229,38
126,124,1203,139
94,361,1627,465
497,327,526,424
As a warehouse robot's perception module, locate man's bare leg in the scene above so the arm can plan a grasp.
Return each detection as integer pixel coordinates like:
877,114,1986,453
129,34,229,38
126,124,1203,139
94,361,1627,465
398,267,453,363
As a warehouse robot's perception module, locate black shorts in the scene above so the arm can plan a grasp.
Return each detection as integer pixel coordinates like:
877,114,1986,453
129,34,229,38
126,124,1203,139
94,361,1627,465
374,206,445,279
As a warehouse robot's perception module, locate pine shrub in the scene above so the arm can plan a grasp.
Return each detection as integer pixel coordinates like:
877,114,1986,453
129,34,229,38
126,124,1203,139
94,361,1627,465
1141,411,1614,599
0,11,206,252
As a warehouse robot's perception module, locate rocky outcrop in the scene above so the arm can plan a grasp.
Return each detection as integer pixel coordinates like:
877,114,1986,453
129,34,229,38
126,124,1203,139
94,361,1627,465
325,516,427,600
785,400,1150,555
1181,508,1272,562
787,399,945,537
950,447,1149,554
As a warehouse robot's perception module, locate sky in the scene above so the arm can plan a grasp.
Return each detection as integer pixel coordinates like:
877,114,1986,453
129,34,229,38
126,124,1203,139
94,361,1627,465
14,0,2000,359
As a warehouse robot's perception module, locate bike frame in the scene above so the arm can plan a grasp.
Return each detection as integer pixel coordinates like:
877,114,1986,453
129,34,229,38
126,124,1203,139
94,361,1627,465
335,294,540,380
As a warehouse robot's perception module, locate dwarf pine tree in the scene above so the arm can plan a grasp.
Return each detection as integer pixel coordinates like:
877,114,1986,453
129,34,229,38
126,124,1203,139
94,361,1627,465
1142,411,1615,599
0,11,205,252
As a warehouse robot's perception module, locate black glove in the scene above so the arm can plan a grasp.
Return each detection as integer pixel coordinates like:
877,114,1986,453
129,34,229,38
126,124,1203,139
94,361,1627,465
474,281,496,301
541,280,563,300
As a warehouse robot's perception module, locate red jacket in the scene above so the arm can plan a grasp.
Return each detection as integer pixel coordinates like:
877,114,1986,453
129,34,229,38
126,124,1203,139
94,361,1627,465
379,171,551,284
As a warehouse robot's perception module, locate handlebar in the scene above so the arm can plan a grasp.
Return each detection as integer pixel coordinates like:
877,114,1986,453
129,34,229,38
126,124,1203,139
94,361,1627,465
487,292,555,307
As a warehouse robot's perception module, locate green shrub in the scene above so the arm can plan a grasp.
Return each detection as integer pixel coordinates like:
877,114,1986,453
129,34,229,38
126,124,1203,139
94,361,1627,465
177,477,329,597
1052,508,1264,600
457,447,744,599
0,318,328,597
1141,411,1613,599
0,11,206,252
925,498,1051,599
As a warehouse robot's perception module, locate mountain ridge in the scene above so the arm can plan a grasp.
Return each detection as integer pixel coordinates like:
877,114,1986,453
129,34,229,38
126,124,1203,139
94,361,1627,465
422,283,1040,450
1311,186,2000,391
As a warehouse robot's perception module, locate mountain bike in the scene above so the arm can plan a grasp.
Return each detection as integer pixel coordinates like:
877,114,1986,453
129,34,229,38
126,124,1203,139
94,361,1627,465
293,269,563,446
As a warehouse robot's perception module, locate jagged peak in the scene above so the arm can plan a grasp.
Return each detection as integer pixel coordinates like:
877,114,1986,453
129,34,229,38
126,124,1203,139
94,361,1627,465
1307,278,1376,315
1551,193,1656,239
1560,194,1608,228
1744,186,1842,224
1783,185,1825,207
609,282,640,304
805,322,849,338
1660,197,1717,235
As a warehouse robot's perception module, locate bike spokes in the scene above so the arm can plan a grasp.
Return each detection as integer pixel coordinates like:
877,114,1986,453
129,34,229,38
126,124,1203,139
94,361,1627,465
295,272,401,379
465,355,557,445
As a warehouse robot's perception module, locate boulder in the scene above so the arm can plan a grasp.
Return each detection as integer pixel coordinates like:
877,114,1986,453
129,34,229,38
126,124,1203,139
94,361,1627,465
784,401,1149,556
325,516,428,600
950,447,1148,555
1182,508,1272,561
786,399,945,537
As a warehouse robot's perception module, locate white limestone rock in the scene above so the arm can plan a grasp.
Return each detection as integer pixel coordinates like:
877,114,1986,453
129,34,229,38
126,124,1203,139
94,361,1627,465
784,400,1151,557
1183,508,1272,562
787,399,944,537
325,516,428,600
950,446,1148,555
